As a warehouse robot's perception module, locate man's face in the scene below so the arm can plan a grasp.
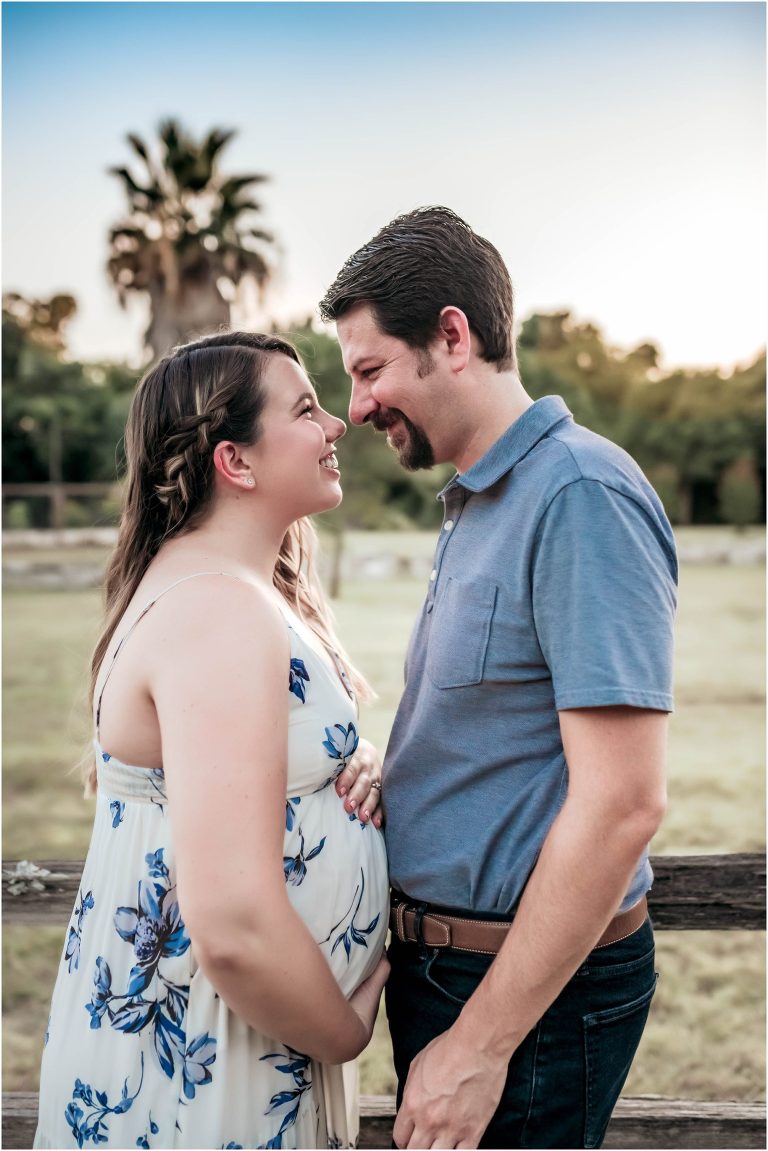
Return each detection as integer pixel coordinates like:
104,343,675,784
336,304,438,471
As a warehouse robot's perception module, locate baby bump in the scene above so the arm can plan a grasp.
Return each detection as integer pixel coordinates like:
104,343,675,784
283,789,389,996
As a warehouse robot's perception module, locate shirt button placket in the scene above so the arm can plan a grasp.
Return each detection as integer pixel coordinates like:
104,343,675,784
427,493,462,614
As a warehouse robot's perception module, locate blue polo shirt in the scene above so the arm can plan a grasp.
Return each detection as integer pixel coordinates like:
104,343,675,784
382,396,677,915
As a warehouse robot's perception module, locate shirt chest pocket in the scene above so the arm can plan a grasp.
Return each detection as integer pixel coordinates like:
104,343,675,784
426,576,498,689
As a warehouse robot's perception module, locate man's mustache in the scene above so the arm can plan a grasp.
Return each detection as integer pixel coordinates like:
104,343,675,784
369,409,407,433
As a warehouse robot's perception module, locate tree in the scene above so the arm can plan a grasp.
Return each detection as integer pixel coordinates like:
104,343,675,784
2,291,77,354
107,120,275,359
2,296,135,526
646,464,685,524
718,457,762,529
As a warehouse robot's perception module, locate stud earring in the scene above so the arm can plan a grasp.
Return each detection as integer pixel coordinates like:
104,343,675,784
246,477,255,487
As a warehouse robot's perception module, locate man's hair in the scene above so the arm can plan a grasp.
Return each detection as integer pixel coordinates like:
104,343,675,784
319,206,517,372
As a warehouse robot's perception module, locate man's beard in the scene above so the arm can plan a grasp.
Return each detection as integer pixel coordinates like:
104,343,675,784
371,409,435,471
369,347,435,470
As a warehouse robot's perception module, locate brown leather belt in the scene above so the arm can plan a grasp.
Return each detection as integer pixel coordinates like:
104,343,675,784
389,894,648,957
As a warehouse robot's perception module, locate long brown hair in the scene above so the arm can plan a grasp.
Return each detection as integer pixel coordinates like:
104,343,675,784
86,331,369,791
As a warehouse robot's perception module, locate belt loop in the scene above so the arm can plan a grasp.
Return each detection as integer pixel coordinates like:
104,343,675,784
395,899,406,941
413,903,427,947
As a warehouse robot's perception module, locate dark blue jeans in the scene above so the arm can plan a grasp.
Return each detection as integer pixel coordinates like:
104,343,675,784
385,916,657,1149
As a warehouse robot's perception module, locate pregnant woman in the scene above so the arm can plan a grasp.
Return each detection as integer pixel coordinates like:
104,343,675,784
35,332,389,1149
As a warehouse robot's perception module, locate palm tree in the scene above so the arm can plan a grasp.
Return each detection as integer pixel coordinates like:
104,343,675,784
107,119,275,359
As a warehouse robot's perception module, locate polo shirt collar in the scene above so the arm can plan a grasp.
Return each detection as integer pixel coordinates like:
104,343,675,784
447,395,572,494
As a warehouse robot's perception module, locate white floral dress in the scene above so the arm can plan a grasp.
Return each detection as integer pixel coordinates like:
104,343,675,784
35,576,389,1150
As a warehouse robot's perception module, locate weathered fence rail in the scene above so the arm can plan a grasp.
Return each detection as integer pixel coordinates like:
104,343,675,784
3,853,765,1149
2,482,120,530
2,1092,765,1150
4,853,764,929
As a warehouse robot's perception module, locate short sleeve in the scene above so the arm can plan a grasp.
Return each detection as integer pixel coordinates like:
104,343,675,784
532,479,677,711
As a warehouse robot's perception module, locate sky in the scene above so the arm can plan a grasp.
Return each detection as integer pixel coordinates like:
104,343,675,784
2,1,766,371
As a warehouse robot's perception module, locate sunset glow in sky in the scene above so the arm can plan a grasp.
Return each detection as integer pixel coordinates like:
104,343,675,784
3,2,765,370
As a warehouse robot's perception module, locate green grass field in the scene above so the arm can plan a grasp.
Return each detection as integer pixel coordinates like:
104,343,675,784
3,530,765,1101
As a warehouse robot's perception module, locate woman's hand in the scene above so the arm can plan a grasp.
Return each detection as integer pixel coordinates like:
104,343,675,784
348,954,391,1040
335,737,384,827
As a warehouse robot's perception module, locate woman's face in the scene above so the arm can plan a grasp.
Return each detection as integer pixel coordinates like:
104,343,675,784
246,354,346,519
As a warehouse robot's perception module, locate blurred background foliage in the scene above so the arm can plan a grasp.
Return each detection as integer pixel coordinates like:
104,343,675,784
3,292,765,532
3,120,764,532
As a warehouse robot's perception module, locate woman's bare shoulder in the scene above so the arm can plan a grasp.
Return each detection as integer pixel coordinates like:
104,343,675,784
135,571,290,673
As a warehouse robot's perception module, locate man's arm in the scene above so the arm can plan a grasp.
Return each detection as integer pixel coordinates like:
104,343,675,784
393,705,667,1150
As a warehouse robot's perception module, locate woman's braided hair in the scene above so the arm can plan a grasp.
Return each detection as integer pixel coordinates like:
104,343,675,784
85,331,369,791
153,403,226,521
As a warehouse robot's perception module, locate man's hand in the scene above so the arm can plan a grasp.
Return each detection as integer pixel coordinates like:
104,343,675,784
393,1025,507,1149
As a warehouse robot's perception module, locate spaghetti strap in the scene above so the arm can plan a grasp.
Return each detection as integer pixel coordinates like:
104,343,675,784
94,571,246,740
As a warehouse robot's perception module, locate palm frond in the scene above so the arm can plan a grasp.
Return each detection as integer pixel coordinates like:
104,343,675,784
227,197,264,215
219,174,269,199
202,128,236,167
108,167,163,204
126,133,150,162
158,118,182,155
243,227,275,244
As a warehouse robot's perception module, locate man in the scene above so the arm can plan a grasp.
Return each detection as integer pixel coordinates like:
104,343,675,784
320,207,677,1150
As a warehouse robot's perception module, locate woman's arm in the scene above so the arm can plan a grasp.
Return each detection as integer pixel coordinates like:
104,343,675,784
146,578,385,1063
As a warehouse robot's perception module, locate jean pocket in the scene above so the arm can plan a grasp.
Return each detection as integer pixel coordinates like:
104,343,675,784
426,577,497,688
577,918,655,979
583,975,658,1148
423,947,492,1007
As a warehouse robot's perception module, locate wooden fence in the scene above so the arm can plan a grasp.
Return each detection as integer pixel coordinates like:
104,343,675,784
2,483,119,530
3,853,765,1149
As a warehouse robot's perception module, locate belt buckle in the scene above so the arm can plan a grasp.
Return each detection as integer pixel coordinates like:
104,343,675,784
392,896,452,948
415,906,452,949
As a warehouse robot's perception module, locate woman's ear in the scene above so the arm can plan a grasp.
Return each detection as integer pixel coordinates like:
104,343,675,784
213,441,256,489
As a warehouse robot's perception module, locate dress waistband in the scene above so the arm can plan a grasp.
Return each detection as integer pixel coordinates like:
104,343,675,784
95,745,168,805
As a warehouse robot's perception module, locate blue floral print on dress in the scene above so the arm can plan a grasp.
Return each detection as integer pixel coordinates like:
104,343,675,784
113,849,189,995
320,868,380,962
65,889,95,973
321,723,358,766
135,1112,159,1148
86,956,112,1029
283,829,326,886
289,659,310,703
110,801,125,829
258,1048,312,1148
315,722,359,791
147,769,168,814
65,1054,144,1147
84,850,214,1090
284,796,301,831
181,1034,217,1100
